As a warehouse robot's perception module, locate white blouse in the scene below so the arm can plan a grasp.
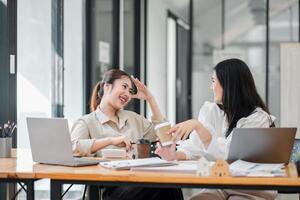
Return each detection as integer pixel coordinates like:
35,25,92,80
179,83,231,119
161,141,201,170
177,101,275,160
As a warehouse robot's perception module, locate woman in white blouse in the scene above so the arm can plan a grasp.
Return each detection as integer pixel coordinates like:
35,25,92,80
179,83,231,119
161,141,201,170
155,58,276,200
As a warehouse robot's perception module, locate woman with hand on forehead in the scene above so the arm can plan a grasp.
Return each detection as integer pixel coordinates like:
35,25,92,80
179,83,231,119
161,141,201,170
71,69,163,156
71,69,183,200
155,59,276,200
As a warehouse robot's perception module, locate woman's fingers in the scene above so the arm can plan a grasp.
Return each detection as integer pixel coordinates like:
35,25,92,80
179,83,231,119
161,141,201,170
170,142,176,150
115,136,131,150
124,137,132,149
155,143,176,161
154,143,162,154
124,140,131,150
168,126,177,134
131,76,140,88
156,142,162,150
176,128,184,140
169,126,180,143
182,131,189,140
131,76,143,88
116,143,125,147
170,127,183,141
154,147,160,155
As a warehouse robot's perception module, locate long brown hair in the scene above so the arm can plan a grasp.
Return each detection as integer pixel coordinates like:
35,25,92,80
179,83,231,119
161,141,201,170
90,69,137,112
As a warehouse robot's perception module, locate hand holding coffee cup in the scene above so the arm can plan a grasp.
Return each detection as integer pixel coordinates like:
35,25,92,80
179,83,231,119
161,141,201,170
168,119,200,141
155,122,173,146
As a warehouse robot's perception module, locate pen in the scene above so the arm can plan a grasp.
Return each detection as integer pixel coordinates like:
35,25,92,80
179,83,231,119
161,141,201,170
3,124,9,137
130,141,159,145
9,125,17,137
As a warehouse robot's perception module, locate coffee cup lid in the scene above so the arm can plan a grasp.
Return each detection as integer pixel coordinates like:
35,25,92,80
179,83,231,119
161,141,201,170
155,122,171,130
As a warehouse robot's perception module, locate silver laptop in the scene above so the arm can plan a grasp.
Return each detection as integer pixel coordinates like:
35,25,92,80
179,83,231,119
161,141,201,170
227,128,297,164
26,117,100,166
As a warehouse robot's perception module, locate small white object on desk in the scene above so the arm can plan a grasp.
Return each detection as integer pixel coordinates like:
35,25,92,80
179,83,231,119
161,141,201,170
197,157,211,176
101,149,127,158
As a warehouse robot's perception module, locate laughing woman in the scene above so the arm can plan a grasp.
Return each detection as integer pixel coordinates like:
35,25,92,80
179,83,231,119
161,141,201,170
71,69,183,200
155,59,276,200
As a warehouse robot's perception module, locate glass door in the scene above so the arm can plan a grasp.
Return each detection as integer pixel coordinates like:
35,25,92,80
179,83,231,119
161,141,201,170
123,0,141,113
176,21,191,122
17,0,86,198
17,0,52,149
86,0,117,113
167,13,191,124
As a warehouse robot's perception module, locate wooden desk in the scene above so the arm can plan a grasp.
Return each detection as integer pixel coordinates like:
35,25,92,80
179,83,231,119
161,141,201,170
37,163,300,200
0,149,36,200
2,149,300,200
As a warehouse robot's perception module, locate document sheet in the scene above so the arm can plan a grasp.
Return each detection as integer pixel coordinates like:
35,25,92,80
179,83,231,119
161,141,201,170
229,160,286,177
131,160,200,174
100,157,176,170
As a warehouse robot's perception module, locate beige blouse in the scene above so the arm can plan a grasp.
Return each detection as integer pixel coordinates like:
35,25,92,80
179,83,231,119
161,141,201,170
71,107,164,157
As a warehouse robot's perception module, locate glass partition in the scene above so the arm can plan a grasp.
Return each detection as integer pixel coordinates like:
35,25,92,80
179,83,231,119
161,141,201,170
17,0,85,198
269,0,299,125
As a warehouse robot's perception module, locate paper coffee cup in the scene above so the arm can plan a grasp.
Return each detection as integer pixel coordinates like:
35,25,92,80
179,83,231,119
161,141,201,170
155,122,172,146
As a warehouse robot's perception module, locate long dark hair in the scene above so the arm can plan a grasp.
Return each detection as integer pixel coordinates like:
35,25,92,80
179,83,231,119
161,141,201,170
214,59,269,137
90,69,137,112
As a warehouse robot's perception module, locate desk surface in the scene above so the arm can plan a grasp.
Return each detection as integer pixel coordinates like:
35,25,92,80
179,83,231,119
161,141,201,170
1,149,300,189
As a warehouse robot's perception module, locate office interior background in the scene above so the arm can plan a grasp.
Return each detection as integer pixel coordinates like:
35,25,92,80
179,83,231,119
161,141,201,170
1,0,300,199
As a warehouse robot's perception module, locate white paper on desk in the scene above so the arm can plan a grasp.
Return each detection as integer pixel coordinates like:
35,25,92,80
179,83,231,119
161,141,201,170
230,160,285,177
131,160,198,174
176,140,217,161
100,157,176,170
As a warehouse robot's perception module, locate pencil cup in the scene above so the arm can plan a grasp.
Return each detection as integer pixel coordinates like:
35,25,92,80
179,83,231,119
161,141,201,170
0,137,12,158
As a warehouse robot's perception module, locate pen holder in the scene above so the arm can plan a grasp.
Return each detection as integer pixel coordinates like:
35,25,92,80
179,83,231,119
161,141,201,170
0,137,12,158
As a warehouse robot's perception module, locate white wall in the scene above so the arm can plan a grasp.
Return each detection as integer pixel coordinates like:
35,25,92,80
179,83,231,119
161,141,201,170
280,43,300,137
147,0,189,119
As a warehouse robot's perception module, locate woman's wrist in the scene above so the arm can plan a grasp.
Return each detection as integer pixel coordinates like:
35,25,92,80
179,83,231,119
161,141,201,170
106,137,113,145
146,94,153,102
193,119,202,130
92,138,111,153
202,135,212,148
194,121,212,148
